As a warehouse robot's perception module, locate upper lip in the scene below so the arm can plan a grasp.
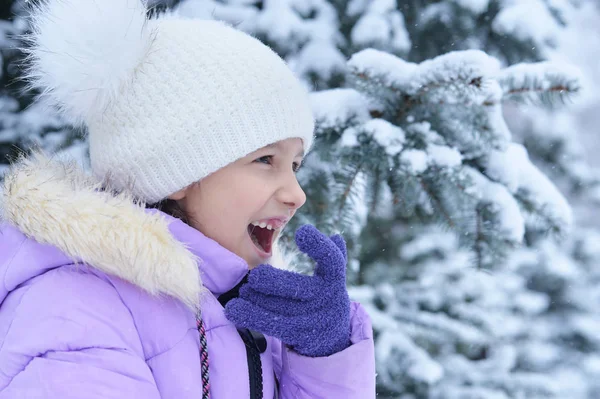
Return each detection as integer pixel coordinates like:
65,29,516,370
251,217,289,230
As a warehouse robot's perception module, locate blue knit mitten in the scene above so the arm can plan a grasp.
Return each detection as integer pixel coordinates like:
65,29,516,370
224,224,351,357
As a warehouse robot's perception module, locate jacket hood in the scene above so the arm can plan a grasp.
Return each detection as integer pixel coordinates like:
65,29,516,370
0,153,295,310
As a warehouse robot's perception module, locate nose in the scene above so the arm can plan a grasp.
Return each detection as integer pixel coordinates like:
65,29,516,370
277,173,307,212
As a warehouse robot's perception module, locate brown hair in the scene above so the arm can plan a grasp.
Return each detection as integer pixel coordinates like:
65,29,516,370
146,181,202,225
146,198,191,225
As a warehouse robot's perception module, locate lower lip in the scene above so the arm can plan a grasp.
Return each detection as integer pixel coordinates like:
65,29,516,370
247,231,272,260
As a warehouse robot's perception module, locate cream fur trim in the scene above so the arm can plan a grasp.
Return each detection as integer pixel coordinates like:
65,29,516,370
1,152,204,310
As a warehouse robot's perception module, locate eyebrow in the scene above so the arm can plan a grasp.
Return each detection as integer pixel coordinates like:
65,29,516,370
266,142,304,158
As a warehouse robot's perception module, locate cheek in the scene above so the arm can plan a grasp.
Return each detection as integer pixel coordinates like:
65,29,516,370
230,175,268,209
204,180,254,228
195,171,269,232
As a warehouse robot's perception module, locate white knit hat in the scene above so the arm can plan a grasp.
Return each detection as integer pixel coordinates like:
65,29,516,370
24,0,315,203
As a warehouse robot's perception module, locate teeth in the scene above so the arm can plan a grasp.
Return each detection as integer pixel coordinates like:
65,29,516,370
250,221,276,230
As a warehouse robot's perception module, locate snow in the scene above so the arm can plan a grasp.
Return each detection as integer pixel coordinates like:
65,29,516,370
309,88,375,130
512,291,549,315
255,4,307,47
397,144,462,173
351,14,390,47
365,0,395,13
498,61,582,100
387,11,411,53
340,127,359,148
538,240,579,279
454,0,490,15
492,0,561,52
349,49,503,106
351,171,369,236
407,50,502,104
348,48,417,90
431,386,509,399
288,40,346,82
400,149,428,173
362,119,405,155
175,0,258,26
484,143,573,233
519,340,562,369
351,5,410,54
575,228,600,261
401,230,458,261
583,355,600,375
379,329,444,384
465,166,525,243
427,145,462,168
395,307,489,345
0,128,18,143
572,314,600,346
346,0,370,17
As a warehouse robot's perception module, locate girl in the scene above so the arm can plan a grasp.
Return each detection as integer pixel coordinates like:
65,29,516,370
0,0,375,398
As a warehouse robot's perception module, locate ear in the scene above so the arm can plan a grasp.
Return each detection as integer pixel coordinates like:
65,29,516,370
168,187,187,201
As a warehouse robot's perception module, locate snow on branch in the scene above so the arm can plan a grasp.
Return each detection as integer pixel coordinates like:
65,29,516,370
347,48,417,91
406,50,502,106
348,49,503,107
498,62,581,108
483,144,573,236
309,88,379,133
350,1,411,54
308,44,577,268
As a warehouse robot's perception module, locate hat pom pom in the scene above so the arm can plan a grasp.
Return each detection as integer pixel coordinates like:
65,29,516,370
23,0,154,125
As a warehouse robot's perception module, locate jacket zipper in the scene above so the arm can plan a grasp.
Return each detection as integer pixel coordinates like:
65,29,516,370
238,328,266,399
218,275,267,399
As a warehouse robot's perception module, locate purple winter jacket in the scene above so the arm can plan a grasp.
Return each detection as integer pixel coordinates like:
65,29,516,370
0,154,376,398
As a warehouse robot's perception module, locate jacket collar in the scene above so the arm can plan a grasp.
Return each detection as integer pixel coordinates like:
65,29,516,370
155,209,248,297
0,152,268,310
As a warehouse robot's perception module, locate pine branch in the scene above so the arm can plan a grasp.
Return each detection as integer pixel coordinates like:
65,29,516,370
475,203,485,269
498,62,581,109
418,174,455,228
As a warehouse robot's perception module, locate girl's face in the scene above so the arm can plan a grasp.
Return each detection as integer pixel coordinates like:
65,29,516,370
169,138,306,269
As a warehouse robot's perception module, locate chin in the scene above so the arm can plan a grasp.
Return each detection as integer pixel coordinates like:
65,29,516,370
246,254,262,269
240,253,256,270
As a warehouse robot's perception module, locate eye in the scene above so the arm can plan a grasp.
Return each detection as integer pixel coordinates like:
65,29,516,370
255,155,273,165
293,161,303,173
254,155,303,173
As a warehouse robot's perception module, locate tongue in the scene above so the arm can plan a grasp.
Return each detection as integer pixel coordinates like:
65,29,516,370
248,225,273,253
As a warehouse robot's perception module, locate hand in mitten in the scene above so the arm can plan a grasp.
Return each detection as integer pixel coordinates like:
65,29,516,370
224,224,351,357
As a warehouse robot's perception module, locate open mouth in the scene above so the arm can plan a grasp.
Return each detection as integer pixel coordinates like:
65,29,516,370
247,224,276,255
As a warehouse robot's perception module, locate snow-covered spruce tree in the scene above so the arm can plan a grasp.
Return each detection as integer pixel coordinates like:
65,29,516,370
302,49,577,269
500,225,600,399
495,5,600,397
304,49,581,398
